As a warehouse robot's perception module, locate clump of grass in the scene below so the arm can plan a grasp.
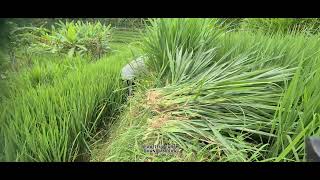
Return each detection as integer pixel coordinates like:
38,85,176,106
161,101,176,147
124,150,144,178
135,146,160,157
142,18,225,83
0,46,137,161
139,47,294,161
267,53,320,162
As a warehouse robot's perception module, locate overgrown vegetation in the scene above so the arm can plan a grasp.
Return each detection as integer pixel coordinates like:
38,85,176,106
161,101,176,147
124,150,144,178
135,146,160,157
142,18,225,82
92,18,320,162
9,20,112,61
1,18,320,162
0,38,142,161
0,19,10,101
240,18,320,35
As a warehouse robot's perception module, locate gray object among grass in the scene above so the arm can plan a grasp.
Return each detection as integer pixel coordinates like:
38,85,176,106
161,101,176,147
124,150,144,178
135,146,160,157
121,56,147,96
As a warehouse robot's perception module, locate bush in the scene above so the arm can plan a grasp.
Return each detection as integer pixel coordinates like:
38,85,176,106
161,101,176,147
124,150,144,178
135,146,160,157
9,20,112,60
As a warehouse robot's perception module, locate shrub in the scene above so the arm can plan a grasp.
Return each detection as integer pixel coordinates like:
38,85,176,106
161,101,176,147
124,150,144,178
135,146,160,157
9,20,112,60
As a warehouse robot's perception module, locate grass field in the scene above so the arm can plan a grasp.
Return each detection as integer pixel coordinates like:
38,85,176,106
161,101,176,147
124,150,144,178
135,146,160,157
1,18,320,162
0,35,143,161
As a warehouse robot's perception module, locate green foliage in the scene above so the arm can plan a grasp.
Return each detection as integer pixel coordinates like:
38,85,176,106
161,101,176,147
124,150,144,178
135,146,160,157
99,18,146,29
93,18,320,162
0,51,7,101
215,18,244,31
110,28,143,44
268,54,320,162
240,18,320,35
3,18,320,162
140,48,293,161
142,18,225,83
0,19,10,101
9,20,112,60
0,45,138,161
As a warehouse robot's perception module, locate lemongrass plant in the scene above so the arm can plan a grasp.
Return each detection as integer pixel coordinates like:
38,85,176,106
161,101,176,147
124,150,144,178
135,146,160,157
140,47,295,161
97,18,320,162
142,18,225,82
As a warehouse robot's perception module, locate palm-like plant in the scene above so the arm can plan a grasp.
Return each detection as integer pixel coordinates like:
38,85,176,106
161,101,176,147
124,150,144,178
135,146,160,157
9,20,112,59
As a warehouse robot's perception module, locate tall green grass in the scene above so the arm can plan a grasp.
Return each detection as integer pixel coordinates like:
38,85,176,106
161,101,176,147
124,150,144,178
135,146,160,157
0,19,10,102
142,18,224,83
6,55,90,96
240,18,320,35
268,53,320,162
111,28,144,44
216,31,320,68
0,51,7,101
0,45,137,161
94,18,320,162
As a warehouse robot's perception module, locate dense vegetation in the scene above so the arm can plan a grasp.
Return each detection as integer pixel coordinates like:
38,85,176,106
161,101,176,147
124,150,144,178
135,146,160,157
92,18,320,162
0,19,10,101
1,18,320,162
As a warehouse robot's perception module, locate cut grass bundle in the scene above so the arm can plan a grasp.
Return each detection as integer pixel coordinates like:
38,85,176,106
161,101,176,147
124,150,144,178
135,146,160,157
0,46,137,161
139,48,294,161
93,47,295,162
